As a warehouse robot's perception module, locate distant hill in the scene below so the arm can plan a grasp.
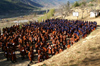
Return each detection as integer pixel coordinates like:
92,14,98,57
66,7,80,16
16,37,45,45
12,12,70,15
0,0,42,14
19,0,42,7
31,0,79,7
0,0,92,15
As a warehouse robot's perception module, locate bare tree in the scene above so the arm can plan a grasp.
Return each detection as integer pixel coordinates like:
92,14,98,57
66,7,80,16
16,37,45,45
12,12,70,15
59,1,71,18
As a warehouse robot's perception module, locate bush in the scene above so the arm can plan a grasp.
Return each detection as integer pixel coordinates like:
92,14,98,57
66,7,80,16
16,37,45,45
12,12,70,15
72,1,80,7
80,2,86,6
19,25,22,29
88,4,94,6
38,9,55,22
42,64,46,66
91,0,95,2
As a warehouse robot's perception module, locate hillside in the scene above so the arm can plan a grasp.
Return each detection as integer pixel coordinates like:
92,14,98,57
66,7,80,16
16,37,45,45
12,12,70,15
0,0,91,15
19,0,42,7
32,0,79,7
0,0,42,15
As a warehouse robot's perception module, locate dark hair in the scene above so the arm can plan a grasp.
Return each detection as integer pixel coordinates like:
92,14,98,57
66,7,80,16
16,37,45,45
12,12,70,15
28,64,30,66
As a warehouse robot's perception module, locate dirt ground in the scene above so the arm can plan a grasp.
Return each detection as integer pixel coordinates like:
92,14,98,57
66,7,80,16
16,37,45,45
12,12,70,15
0,48,30,66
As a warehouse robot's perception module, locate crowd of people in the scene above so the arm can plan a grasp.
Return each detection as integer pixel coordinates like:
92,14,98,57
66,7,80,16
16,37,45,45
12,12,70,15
0,19,97,64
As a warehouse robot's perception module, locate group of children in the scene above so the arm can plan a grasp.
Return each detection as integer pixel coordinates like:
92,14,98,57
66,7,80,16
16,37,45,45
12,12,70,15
0,19,97,63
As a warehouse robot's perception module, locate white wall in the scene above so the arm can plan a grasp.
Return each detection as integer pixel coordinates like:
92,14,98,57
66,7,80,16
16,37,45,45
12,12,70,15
90,12,99,17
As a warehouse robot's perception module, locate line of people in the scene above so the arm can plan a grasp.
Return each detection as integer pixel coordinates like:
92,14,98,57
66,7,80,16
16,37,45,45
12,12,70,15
0,19,97,64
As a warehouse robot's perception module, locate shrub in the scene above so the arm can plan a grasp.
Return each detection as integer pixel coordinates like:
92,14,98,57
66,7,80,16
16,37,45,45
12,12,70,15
91,0,95,2
88,4,94,6
38,9,55,22
42,64,46,66
72,1,80,7
19,25,22,29
80,2,86,6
